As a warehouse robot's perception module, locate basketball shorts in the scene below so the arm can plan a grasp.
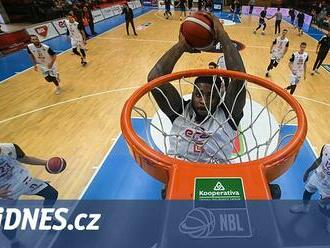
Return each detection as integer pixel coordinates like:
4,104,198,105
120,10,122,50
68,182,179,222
305,171,330,198
289,73,301,85
39,64,58,78
271,53,282,63
165,5,170,11
259,19,265,25
7,176,48,200
71,38,86,49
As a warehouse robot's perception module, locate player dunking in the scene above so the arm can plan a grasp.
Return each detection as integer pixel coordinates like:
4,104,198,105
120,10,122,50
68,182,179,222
254,7,267,35
66,13,87,66
27,35,62,95
285,42,308,95
266,29,289,77
290,144,330,232
148,14,246,163
148,13,281,199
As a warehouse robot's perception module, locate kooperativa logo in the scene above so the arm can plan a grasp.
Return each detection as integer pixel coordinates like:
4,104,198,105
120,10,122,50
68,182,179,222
0,207,100,231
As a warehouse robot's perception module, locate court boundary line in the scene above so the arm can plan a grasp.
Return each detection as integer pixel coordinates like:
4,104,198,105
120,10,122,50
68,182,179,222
0,86,139,124
0,8,154,84
79,133,121,199
1,84,329,125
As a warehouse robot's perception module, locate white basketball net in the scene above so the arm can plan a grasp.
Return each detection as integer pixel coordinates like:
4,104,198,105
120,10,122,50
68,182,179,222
132,73,298,164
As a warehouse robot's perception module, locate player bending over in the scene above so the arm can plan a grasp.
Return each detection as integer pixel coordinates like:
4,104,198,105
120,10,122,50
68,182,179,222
285,42,308,95
66,12,87,66
290,144,330,232
28,35,62,95
148,14,246,163
266,29,289,77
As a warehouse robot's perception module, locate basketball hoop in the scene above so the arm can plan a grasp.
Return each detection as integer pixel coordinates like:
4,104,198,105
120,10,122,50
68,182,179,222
121,69,307,200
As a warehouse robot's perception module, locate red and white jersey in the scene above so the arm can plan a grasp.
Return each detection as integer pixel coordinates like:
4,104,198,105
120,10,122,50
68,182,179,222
290,51,308,76
0,143,47,199
27,43,53,66
168,102,235,163
65,20,83,41
272,37,289,59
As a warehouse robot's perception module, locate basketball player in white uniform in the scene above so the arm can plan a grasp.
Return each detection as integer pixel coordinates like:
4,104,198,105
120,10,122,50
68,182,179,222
65,12,87,66
27,35,62,95
0,143,59,245
285,42,308,95
148,14,245,163
290,144,330,232
265,29,289,77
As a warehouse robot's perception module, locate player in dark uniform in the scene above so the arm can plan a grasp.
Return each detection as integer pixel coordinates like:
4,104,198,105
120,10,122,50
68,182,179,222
288,8,295,25
311,31,329,75
297,12,305,36
164,0,172,19
187,0,193,14
254,7,267,35
175,0,187,21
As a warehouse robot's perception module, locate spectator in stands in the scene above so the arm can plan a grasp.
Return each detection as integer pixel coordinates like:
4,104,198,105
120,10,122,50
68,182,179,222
72,4,89,37
248,0,255,15
83,6,97,35
121,3,137,36
297,12,305,36
316,8,327,30
289,8,295,26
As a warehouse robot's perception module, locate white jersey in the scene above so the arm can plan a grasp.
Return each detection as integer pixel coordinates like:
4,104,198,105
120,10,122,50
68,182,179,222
65,20,83,41
27,43,53,66
272,37,289,60
168,102,236,163
305,144,330,198
0,143,47,199
290,51,308,76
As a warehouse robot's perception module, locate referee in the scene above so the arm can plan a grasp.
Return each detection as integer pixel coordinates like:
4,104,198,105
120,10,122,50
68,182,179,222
311,31,329,75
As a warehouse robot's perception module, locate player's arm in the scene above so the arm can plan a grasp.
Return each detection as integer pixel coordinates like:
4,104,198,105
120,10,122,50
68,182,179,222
270,39,276,53
48,48,57,69
283,41,289,57
212,15,246,126
78,23,86,43
304,56,308,79
148,34,199,122
316,38,323,53
13,144,47,166
288,54,294,73
303,157,321,182
27,48,38,71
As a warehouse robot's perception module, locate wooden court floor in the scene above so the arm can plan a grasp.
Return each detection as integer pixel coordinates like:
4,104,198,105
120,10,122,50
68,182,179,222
0,10,329,199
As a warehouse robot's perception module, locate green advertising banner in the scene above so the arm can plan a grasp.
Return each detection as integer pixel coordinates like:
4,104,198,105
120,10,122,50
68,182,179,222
194,178,245,200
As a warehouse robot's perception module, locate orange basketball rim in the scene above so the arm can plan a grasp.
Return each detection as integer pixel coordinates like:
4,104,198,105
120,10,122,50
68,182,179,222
120,69,308,200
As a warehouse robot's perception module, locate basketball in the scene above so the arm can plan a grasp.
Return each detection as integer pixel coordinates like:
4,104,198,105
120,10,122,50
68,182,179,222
180,12,215,49
46,157,66,174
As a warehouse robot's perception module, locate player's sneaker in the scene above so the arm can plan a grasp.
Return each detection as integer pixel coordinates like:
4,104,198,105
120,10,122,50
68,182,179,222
311,70,315,75
261,31,265,35
266,72,270,77
55,87,62,95
315,69,320,74
290,204,310,214
180,16,182,21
